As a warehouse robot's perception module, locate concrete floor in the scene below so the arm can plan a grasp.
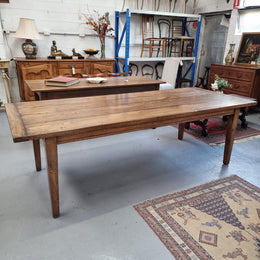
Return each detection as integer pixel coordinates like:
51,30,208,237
0,108,260,260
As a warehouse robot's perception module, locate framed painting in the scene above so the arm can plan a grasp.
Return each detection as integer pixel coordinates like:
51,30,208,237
235,32,260,66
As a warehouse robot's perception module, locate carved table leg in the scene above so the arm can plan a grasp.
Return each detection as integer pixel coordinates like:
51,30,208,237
184,119,208,136
223,109,240,165
45,137,59,218
239,107,248,129
223,107,248,128
193,119,208,137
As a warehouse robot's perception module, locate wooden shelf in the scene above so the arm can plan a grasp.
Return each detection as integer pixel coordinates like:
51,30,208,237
117,56,195,62
119,9,201,20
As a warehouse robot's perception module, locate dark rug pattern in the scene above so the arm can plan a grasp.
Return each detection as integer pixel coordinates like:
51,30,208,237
178,117,260,145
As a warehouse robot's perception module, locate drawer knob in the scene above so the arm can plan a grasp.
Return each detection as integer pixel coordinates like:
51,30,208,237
236,73,242,78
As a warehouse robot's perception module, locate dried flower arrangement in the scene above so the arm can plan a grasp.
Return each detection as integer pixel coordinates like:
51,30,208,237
79,9,115,58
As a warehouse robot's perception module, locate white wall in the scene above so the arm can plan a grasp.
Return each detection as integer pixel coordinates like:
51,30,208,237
0,0,241,102
0,0,121,102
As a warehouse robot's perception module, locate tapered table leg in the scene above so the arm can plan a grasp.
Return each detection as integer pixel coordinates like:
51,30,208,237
33,140,41,171
178,123,185,140
223,109,240,165
121,0,126,11
45,137,59,218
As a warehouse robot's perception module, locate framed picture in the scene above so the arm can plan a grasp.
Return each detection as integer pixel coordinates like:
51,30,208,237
235,32,260,66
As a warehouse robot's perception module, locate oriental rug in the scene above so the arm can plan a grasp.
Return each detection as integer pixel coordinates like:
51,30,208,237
134,175,260,260
178,117,260,145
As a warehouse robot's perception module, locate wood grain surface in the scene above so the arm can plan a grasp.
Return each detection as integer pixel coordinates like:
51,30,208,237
6,88,256,143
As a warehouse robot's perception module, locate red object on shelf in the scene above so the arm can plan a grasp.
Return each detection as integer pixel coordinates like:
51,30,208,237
233,0,240,9
192,21,198,29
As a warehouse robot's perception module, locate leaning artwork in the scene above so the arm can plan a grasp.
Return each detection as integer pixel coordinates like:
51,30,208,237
235,32,260,66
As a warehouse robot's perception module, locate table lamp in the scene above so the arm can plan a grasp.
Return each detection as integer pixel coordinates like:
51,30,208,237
13,18,42,59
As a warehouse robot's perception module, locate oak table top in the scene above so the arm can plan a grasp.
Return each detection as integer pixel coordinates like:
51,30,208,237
5,88,257,217
25,76,164,100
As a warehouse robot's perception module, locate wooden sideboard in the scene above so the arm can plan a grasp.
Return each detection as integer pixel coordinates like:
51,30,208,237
209,64,260,103
15,58,115,101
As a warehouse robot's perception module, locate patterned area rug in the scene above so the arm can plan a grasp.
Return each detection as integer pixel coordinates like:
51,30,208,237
177,117,260,145
134,175,260,260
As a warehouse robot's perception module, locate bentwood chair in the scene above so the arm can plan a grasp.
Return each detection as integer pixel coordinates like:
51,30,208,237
155,62,164,80
140,15,166,58
141,64,154,78
157,19,171,57
176,63,192,88
169,19,194,57
123,63,139,76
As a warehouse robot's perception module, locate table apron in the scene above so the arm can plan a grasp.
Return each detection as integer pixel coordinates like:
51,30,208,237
55,108,239,145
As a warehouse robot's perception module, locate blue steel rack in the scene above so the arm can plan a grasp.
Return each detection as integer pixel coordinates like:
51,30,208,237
114,9,202,86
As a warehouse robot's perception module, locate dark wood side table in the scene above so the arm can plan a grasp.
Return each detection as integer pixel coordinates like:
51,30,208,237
209,64,260,101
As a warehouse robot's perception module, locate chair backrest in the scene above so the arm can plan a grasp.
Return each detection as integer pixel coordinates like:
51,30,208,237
129,63,139,76
155,62,164,79
160,58,180,89
158,19,171,38
142,15,154,40
171,19,185,37
141,64,154,78
123,63,139,76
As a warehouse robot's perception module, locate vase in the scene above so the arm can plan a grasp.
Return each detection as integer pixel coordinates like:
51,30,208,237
225,44,235,65
99,36,106,59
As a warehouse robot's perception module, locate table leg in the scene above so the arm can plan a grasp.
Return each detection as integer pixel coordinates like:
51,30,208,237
121,0,126,11
178,123,185,140
1,69,12,103
223,109,240,165
45,137,59,218
33,140,41,171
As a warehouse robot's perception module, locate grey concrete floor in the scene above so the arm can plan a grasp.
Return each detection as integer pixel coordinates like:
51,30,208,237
0,108,260,260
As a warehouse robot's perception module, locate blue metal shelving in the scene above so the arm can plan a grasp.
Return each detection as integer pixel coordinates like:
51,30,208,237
114,9,201,86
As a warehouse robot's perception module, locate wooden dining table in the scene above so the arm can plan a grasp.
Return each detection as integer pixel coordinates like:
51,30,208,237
5,88,256,218
25,76,164,100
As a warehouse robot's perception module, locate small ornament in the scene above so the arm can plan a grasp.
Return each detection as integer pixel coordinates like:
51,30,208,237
225,43,235,65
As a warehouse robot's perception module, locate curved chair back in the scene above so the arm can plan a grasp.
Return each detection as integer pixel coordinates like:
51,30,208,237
141,64,154,78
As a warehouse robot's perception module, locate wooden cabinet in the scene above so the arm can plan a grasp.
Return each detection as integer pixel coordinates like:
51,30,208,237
209,64,260,103
15,58,115,101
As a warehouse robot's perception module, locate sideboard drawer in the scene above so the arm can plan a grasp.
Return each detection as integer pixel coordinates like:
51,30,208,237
223,79,251,95
58,61,84,69
227,70,254,82
212,68,254,82
58,68,85,76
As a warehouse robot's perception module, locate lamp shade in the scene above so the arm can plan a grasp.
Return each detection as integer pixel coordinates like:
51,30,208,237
13,18,42,40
